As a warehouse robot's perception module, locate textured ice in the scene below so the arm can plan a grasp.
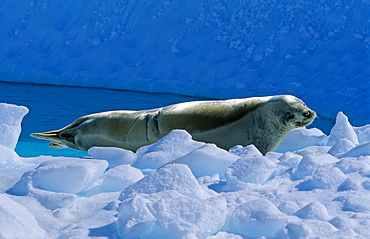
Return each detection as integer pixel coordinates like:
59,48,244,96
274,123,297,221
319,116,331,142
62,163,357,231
225,155,276,184
232,199,287,237
133,130,205,169
168,144,239,179
294,201,331,221
88,147,137,168
150,196,227,238
0,194,48,239
0,103,28,150
327,112,359,146
102,165,144,192
119,164,211,200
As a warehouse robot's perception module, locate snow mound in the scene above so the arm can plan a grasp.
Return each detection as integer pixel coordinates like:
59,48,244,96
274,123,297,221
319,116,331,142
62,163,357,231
232,199,287,237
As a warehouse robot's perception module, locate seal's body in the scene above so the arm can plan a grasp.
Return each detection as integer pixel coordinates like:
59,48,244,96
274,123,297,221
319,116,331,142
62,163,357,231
31,95,316,155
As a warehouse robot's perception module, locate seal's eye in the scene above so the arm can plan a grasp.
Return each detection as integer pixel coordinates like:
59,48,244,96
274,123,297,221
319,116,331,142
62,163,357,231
287,114,295,120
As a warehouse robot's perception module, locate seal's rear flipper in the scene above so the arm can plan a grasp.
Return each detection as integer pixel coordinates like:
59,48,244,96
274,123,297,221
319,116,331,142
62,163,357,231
31,131,69,149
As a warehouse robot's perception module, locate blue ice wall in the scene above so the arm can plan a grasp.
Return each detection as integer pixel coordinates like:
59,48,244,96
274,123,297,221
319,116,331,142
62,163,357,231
0,0,369,125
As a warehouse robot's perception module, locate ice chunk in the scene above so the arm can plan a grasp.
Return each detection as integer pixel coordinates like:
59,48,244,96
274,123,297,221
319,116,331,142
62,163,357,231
294,154,339,179
88,147,137,167
343,196,370,212
312,166,347,188
294,201,331,220
120,164,210,200
275,127,328,152
354,124,370,144
133,130,205,169
206,231,243,239
0,144,23,168
285,220,338,238
0,103,29,150
118,190,187,238
340,142,370,158
338,178,360,191
294,146,331,156
327,112,359,146
232,199,287,237
337,157,370,174
31,158,108,193
167,144,239,179
150,196,227,238
229,145,262,157
102,165,144,192
277,152,303,168
0,193,48,239
225,155,276,184
328,138,356,157
29,186,77,210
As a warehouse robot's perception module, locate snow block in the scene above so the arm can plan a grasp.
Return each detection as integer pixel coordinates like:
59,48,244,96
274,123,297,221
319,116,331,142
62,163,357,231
229,145,262,158
327,112,359,146
232,199,287,237
88,146,137,168
275,127,328,153
294,201,331,221
312,166,347,188
328,138,356,158
167,144,239,179
150,196,227,238
294,154,339,179
133,130,205,169
0,144,23,168
31,158,108,193
118,190,194,238
102,165,144,192
119,164,210,200
225,155,276,184
340,142,370,158
0,193,48,239
0,103,29,150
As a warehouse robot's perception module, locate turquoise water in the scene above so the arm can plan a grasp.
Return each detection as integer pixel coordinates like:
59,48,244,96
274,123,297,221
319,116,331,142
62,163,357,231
0,82,200,157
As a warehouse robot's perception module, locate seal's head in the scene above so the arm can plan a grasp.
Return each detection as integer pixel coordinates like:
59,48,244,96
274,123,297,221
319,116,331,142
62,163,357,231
277,95,316,129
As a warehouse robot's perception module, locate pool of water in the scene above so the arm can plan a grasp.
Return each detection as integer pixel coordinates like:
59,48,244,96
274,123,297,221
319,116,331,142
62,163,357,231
0,82,334,158
0,82,201,157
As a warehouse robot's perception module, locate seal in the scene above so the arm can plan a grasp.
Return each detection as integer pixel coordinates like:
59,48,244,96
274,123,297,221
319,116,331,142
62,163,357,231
31,95,316,155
